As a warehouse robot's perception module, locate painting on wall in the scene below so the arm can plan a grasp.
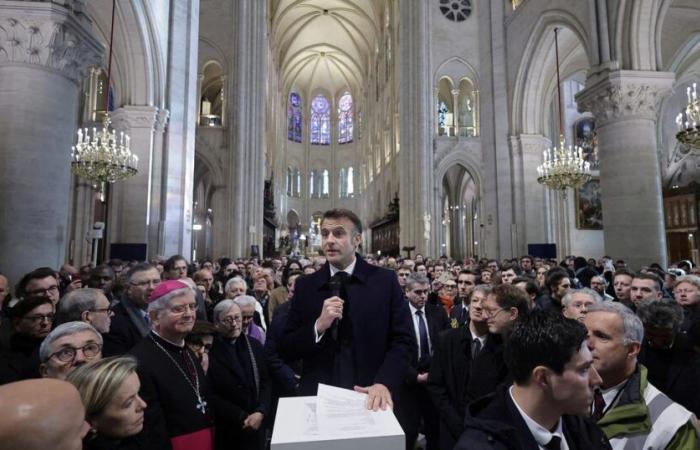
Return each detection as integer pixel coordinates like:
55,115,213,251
573,117,599,170
575,178,603,230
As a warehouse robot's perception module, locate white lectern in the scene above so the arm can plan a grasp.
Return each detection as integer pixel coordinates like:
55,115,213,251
271,395,405,450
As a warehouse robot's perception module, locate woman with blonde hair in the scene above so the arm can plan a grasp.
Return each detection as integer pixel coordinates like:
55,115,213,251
67,356,147,449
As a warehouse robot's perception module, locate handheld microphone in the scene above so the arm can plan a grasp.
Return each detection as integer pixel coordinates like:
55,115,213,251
328,276,344,341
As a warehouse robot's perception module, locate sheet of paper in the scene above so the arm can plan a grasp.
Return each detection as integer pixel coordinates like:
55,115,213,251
316,384,392,436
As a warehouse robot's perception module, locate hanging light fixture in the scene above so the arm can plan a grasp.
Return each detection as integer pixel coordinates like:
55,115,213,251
676,83,700,151
536,28,591,198
71,0,137,187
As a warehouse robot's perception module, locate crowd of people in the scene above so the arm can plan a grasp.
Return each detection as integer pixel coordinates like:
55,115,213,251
1,209,700,450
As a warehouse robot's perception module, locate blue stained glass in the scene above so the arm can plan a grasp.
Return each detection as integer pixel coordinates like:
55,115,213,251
310,95,330,145
287,92,302,142
338,92,354,144
438,101,448,128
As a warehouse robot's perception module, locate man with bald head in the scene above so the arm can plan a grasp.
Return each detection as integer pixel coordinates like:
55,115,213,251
0,378,89,450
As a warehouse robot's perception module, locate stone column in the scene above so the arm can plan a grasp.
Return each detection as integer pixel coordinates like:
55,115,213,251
399,1,436,256
451,89,460,137
148,109,169,258
228,0,267,257
108,106,159,248
0,1,100,282
576,70,674,269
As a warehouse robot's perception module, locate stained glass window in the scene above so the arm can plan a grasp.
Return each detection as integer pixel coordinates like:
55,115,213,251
322,169,329,196
310,95,331,145
438,101,448,129
347,167,354,196
338,92,354,144
287,92,302,142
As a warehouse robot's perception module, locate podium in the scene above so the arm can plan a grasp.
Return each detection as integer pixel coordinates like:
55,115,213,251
271,396,405,450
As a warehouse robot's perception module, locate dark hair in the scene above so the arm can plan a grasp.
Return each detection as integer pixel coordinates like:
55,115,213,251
90,265,115,279
614,268,635,280
108,259,124,267
187,320,217,340
164,255,188,273
512,277,539,297
9,296,54,320
545,267,569,291
505,310,588,384
636,299,683,331
520,255,533,263
15,267,57,299
491,284,530,319
502,264,523,276
633,271,663,292
126,263,157,283
322,208,363,234
282,259,303,286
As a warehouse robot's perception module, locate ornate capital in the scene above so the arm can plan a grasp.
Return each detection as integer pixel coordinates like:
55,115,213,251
110,106,159,131
576,70,675,125
0,2,101,84
155,109,170,133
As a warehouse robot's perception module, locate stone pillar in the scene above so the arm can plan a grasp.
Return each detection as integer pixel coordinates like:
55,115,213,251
149,109,169,258
576,70,674,269
229,0,267,258
108,106,159,248
399,1,436,256
451,89,460,137
0,1,100,282
159,0,200,258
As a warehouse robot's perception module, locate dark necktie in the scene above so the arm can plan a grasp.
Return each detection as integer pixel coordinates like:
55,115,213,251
592,389,606,421
460,305,468,323
471,337,481,360
416,310,430,361
544,435,561,450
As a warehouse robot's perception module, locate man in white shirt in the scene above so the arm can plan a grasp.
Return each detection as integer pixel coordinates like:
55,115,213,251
455,310,612,450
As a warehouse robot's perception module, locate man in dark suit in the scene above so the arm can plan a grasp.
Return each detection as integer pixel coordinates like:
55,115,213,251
395,275,448,450
455,311,611,450
449,270,478,328
428,284,502,450
281,208,413,410
103,263,160,356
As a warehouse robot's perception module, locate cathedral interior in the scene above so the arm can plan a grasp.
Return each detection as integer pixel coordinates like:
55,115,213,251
1,0,700,283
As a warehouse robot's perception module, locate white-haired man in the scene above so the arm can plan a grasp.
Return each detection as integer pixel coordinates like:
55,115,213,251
56,288,113,333
130,280,214,450
561,288,601,322
584,302,699,449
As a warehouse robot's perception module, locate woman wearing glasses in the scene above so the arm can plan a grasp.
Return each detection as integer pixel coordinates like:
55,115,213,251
38,321,103,380
68,356,147,450
186,320,217,374
208,299,270,450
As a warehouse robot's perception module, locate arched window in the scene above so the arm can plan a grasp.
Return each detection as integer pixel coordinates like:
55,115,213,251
347,167,354,196
294,168,301,197
322,170,329,197
338,92,354,144
309,170,316,198
287,92,302,142
286,167,293,195
339,168,347,198
310,95,331,145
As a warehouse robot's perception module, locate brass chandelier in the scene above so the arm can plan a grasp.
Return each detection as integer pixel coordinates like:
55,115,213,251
676,82,700,151
536,28,591,197
71,0,137,186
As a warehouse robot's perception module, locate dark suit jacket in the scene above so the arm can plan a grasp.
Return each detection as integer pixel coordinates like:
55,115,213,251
455,384,611,450
103,296,150,357
280,255,414,395
208,335,271,450
427,326,505,450
448,300,469,328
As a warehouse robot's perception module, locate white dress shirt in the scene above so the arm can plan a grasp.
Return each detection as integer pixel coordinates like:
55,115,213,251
509,386,569,450
408,303,432,358
314,258,357,342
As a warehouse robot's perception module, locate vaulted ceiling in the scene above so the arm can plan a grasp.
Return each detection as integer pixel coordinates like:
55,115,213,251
271,0,385,97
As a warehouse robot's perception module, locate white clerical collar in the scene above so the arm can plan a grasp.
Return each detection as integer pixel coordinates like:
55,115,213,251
329,258,357,277
509,386,567,449
152,330,185,348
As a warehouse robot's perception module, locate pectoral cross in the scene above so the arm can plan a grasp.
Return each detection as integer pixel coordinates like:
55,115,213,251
196,397,207,414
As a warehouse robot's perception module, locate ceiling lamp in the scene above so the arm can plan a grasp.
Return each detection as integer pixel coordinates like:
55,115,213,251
676,83,700,151
536,28,591,198
71,0,137,187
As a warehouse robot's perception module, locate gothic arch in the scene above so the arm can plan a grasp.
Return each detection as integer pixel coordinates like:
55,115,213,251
511,11,592,135
434,150,483,199
194,136,225,188
433,56,479,88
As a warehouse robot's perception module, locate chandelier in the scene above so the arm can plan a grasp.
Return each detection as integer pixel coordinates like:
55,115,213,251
536,28,591,197
71,116,138,183
70,0,137,186
676,82,700,151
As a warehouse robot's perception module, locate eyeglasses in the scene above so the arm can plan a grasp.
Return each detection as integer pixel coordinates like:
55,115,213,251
130,279,161,288
483,307,506,318
49,343,102,362
23,313,55,323
170,303,197,314
221,316,242,325
187,341,213,353
90,307,114,316
27,285,59,296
